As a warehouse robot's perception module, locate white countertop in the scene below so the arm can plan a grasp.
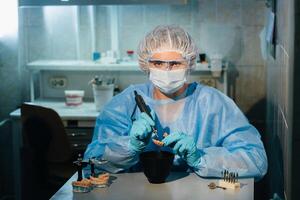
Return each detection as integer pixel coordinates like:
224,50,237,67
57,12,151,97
10,100,99,120
50,172,254,200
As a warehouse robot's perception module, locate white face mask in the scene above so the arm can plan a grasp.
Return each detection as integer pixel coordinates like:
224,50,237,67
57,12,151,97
149,68,187,94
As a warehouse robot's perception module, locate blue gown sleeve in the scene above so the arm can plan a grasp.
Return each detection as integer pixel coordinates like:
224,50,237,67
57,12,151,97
193,88,268,180
83,86,139,173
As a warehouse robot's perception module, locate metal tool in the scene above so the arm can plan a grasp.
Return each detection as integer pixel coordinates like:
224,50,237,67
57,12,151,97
73,154,108,180
134,90,158,138
208,182,226,190
73,154,87,181
89,157,108,177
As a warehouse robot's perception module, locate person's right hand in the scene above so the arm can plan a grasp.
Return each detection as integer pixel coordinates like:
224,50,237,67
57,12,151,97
129,111,155,153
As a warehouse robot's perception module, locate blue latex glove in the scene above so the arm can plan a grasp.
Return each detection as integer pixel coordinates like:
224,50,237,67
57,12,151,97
129,111,155,153
162,132,202,168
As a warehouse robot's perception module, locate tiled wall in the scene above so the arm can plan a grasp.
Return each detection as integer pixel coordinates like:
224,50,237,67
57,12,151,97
20,0,266,113
265,0,294,199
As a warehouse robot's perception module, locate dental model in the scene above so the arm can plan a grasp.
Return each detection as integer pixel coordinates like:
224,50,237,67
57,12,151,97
90,173,110,187
152,132,169,147
72,179,92,193
152,139,164,146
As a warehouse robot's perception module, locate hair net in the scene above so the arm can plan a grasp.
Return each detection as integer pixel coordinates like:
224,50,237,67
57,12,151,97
137,25,198,72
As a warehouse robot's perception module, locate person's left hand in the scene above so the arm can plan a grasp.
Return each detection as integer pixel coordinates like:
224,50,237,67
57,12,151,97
162,132,202,168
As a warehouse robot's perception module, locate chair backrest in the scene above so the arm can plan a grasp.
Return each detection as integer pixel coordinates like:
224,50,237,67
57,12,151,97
21,103,72,163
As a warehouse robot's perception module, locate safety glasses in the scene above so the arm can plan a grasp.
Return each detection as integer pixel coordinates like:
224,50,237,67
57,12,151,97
147,59,188,70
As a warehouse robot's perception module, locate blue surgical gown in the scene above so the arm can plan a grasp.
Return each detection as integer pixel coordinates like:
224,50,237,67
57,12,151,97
84,82,267,180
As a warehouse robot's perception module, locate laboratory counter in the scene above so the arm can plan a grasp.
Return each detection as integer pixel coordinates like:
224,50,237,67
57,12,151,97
50,172,254,200
10,100,99,121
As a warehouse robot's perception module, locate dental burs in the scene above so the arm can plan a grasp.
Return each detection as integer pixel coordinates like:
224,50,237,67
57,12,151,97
134,90,158,139
221,170,238,183
208,170,240,191
218,170,240,189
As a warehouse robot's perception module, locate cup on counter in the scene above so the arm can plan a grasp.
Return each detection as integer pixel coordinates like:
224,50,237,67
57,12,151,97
92,84,114,111
210,53,223,77
64,90,85,106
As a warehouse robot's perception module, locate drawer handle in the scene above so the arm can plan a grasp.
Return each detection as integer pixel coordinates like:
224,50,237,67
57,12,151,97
72,143,86,148
68,132,87,137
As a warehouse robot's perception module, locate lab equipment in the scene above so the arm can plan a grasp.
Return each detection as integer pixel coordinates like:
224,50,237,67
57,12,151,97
152,132,168,146
64,90,84,106
161,131,202,168
134,90,157,135
89,173,110,188
73,154,87,181
89,75,103,85
152,138,164,146
93,84,114,111
71,173,110,192
127,50,134,60
218,170,240,189
92,52,101,61
199,53,207,63
139,151,174,183
90,76,114,111
122,50,135,62
72,179,92,193
210,53,223,77
74,154,108,180
83,82,267,180
89,158,95,177
101,50,117,64
137,25,198,72
208,182,226,190
149,68,187,94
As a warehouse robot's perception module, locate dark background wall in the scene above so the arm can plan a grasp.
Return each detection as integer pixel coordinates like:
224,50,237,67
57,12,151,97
292,0,300,199
265,0,294,199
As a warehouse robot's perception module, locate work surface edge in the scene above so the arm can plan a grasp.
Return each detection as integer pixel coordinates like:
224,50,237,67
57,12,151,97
50,172,254,200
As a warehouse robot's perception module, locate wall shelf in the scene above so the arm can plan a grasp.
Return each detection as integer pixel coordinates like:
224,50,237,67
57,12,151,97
26,60,212,72
26,60,227,101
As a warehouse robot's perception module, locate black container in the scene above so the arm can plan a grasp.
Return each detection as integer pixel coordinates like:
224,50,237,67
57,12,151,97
199,53,206,63
139,151,174,184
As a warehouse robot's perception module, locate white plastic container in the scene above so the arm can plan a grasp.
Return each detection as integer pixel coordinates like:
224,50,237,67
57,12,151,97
64,90,85,106
210,54,223,77
92,84,114,111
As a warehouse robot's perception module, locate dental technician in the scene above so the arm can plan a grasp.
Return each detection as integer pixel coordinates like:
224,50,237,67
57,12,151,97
84,25,267,180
